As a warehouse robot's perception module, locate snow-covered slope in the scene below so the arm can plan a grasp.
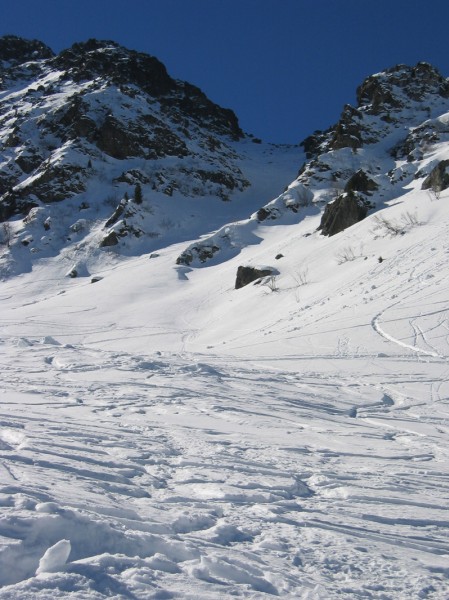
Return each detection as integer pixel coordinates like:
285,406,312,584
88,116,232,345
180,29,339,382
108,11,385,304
1,173,448,599
0,35,300,278
0,44,449,599
177,62,449,266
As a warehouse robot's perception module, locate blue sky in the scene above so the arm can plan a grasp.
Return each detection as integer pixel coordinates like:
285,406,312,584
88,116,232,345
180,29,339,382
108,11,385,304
2,0,449,143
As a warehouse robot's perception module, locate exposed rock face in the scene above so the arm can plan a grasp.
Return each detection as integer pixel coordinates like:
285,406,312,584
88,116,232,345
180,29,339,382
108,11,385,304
391,121,441,161
176,244,220,266
235,266,274,289
18,164,87,202
344,169,378,195
0,35,54,65
166,82,243,141
0,36,55,94
97,115,148,160
15,147,45,174
301,130,330,159
357,62,449,113
0,193,38,222
104,199,129,228
99,230,119,247
300,63,449,160
330,105,365,150
50,39,243,140
52,39,173,97
319,192,368,237
0,36,248,219
421,160,449,192
256,206,280,222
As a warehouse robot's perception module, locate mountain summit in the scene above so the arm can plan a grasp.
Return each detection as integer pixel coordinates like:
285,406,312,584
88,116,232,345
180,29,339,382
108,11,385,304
0,35,245,218
1,38,449,600
0,36,299,277
177,61,449,265
1,37,449,279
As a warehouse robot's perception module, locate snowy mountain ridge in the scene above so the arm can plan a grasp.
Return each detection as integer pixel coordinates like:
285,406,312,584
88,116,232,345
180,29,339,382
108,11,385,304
0,35,299,278
177,61,449,266
0,37,449,600
2,37,449,283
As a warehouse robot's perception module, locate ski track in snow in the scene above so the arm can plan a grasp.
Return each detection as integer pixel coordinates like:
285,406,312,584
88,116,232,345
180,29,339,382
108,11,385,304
0,335,448,598
1,185,449,598
4,52,449,600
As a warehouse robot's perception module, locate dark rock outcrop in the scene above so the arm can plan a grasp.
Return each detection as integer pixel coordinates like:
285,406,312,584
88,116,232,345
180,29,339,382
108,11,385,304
18,165,86,202
300,63,449,163
0,35,54,64
421,159,449,192
104,199,128,228
256,206,281,222
344,169,378,195
99,230,119,247
52,39,173,97
56,96,97,141
357,62,449,114
300,130,330,159
50,39,242,140
235,266,273,289
176,244,220,266
15,147,45,174
163,82,243,141
391,122,440,160
330,104,365,151
0,192,38,221
319,192,368,237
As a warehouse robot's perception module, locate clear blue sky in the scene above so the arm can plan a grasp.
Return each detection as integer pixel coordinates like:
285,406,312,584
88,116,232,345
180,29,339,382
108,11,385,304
2,0,449,143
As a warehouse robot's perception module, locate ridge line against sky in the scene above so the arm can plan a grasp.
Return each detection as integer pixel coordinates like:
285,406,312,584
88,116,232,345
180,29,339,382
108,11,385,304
2,0,449,144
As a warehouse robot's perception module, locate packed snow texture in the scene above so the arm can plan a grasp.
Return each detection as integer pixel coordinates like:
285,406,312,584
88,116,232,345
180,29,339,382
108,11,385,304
1,51,449,598
0,179,449,599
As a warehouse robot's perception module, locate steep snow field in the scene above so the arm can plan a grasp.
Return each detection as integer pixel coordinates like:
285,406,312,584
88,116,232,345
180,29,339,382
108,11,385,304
0,177,448,598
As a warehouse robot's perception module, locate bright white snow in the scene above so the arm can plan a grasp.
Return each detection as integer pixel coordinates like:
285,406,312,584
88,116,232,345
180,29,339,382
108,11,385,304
0,177,448,598
0,56,448,599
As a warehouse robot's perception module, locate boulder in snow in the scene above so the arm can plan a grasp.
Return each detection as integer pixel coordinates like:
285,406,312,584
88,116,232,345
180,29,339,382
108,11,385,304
235,265,274,289
421,159,449,193
319,192,368,236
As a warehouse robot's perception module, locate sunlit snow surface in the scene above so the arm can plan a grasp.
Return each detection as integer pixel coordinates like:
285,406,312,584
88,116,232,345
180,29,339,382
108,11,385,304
1,186,449,598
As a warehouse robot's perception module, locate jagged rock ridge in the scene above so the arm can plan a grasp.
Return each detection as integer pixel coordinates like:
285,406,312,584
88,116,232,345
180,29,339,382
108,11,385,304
0,36,303,277
2,41,449,277
177,61,449,265
0,36,246,218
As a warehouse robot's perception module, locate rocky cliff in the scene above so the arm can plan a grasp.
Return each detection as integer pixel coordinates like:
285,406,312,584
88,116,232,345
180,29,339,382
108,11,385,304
2,38,449,278
177,62,449,265
0,36,300,277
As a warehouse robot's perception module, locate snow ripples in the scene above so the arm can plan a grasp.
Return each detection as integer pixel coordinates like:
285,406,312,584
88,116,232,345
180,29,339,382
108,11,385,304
0,339,448,598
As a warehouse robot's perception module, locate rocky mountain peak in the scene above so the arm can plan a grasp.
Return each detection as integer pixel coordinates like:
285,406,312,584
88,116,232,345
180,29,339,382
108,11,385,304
176,60,449,265
0,36,288,276
48,39,242,140
300,62,449,160
0,35,54,66
52,39,174,97
356,62,449,114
